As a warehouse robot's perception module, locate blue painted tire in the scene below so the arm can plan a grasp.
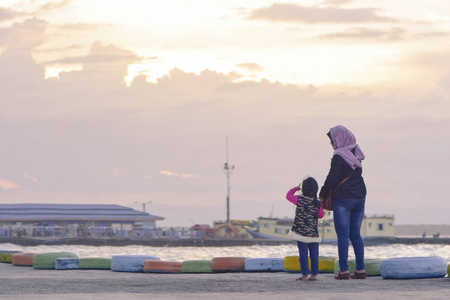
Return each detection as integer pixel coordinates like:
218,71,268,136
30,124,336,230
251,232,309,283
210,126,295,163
380,256,447,279
244,257,284,272
111,255,160,272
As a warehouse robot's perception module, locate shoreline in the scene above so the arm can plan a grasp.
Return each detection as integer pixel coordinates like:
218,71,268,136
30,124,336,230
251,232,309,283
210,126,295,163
0,263,448,299
1,236,450,247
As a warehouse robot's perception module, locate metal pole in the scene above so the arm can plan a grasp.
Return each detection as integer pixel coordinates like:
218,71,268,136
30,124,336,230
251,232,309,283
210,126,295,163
223,135,234,223
135,201,152,213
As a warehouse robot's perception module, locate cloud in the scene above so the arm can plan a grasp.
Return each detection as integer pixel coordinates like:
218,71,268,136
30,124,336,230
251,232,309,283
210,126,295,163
0,18,47,50
0,11,449,225
159,171,199,178
322,0,355,5
18,0,72,16
247,3,397,24
0,7,15,22
160,171,178,177
53,22,114,31
181,174,199,178
319,26,406,41
22,172,38,182
44,41,139,65
0,178,20,190
236,63,264,72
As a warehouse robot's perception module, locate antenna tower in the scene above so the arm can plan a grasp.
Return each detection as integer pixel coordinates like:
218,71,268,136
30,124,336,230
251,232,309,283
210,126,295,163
223,135,235,223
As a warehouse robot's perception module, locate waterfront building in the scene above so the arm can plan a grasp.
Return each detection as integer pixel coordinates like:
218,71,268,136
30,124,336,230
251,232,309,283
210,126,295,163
253,212,395,242
0,204,164,239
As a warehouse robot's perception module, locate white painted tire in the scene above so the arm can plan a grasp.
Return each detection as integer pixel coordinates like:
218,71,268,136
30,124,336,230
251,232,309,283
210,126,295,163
245,258,284,272
380,256,447,279
55,258,79,270
111,255,160,272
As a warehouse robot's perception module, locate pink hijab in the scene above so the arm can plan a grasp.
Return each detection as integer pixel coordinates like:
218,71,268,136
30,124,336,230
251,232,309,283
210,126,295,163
329,125,365,169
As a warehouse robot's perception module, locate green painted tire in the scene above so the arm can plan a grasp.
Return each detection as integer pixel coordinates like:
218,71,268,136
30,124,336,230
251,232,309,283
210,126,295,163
182,260,212,273
447,263,450,277
33,252,78,269
0,251,21,263
334,258,381,276
79,258,111,270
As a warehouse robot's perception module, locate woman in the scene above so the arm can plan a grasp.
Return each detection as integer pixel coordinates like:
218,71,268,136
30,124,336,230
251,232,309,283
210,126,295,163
319,125,367,280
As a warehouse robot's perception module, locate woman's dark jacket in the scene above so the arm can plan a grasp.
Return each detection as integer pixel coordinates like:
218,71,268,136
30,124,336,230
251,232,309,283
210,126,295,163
319,154,366,200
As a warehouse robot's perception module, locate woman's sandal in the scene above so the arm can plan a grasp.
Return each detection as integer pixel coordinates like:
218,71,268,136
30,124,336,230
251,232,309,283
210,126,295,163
350,271,367,279
335,271,350,280
295,277,309,281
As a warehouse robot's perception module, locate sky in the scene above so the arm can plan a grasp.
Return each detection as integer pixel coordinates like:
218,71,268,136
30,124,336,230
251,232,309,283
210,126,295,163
1,0,450,227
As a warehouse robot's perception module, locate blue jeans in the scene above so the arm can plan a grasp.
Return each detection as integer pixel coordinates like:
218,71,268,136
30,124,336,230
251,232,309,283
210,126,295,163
297,241,319,275
333,197,365,272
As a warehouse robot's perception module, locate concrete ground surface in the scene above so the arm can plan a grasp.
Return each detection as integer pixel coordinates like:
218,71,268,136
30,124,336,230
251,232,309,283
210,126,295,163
0,263,448,299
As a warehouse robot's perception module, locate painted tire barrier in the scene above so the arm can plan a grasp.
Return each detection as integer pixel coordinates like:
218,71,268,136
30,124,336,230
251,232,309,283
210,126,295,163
0,251,21,263
182,260,212,273
318,256,337,273
111,255,160,272
79,258,111,270
284,256,303,272
143,260,183,273
380,256,447,279
284,256,336,273
55,258,79,270
334,259,381,276
244,257,284,272
447,263,450,277
211,257,246,272
33,252,78,269
12,253,35,266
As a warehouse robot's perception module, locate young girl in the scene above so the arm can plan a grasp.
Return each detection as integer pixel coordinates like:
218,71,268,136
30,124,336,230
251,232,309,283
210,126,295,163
286,177,324,281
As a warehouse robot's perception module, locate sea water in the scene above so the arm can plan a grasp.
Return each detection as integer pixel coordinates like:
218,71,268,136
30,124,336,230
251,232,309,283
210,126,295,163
2,243,450,262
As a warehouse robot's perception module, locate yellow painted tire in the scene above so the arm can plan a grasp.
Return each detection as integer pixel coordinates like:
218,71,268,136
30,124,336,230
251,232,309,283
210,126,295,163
334,258,381,276
12,253,35,266
33,252,78,269
211,257,246,272
0,251,21,263
143,260,183,273
284,256,336,273
318,256,337,273
182,260,212,273
79,258,111,269
447,263,450,277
